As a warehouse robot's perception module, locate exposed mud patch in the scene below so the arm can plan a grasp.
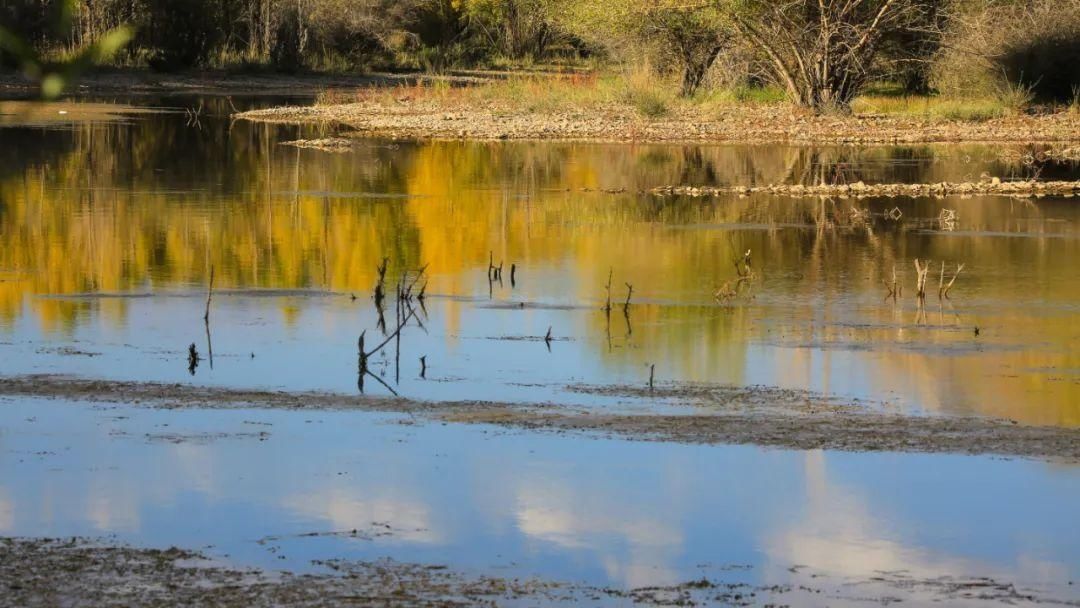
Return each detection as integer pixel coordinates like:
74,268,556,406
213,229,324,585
1,375,1077,460
1,537,1075,607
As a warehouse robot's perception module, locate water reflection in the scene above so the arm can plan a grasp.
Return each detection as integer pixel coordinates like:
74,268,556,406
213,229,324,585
0,400,1077,597
0,103,1078,425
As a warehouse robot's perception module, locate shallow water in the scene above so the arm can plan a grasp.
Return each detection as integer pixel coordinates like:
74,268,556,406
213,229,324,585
0,97,1077,424
1,96,1080,603
1,397,1078,602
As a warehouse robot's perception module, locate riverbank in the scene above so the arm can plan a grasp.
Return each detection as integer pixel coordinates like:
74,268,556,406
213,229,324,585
7,536,1071,607
238,84,1080,144
2,375,1077,460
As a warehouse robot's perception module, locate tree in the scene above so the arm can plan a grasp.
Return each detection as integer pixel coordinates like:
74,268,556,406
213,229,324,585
559,0,731,97
726,0,932,110
465,0,561,61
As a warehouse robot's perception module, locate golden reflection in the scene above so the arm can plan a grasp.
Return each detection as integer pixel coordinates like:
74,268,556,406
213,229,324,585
0,119,1077,425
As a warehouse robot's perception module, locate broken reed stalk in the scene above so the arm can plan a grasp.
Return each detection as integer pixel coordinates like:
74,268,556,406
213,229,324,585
510,264,517,287
545,326,552,344
420,355,427,378
882,264,899,299
357,331,368,372
624,283,633,309
405,263,429,293
604,267,613,314
374,257,389,305
203,265,214,322
943,263,965,298
649,364,655,390
488,252,503,281
362,306,418,360
938,261,946,299
913,259,930,299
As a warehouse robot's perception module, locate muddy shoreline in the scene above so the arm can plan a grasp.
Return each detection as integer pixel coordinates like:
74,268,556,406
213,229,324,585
2,375,1078,461
238,99,1080,145
7,536,1071,607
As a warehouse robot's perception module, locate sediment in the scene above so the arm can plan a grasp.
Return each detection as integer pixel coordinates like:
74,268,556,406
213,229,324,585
2,375,1078,461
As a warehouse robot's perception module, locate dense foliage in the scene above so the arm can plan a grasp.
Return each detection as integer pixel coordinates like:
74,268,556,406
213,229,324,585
2,0,1079,108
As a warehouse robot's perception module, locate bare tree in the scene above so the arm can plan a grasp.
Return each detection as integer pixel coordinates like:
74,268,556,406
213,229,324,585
728,0,932,110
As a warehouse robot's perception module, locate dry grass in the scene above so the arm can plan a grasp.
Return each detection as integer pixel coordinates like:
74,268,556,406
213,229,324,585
315,70,791,121
317,71,1049,125
851,95,1008,121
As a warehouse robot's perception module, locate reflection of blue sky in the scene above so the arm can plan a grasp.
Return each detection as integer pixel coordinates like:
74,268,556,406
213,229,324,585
3,283,1075,423
1,399,1077,596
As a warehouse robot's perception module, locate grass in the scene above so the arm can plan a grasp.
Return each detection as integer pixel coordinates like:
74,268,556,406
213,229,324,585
851,95,1008,121
313,70,791,120
316,71,1070,125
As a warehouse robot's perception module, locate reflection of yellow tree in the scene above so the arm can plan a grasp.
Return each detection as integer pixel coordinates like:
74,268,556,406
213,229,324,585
0,125,1076,424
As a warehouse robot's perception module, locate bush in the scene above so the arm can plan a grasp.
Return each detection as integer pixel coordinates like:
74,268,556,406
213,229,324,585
933,0,1080,104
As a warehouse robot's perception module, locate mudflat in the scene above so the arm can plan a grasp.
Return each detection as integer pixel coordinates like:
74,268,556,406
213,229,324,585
2,375,1077,461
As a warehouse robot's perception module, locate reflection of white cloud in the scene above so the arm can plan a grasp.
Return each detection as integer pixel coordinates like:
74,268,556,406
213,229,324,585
283,487,440,543
166,444,219,498
0,488,13,531
85,483,140,533
765,451,1070,585
515,479,682,588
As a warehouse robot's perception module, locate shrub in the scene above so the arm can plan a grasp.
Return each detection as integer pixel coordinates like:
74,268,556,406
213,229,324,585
933,0,1080,104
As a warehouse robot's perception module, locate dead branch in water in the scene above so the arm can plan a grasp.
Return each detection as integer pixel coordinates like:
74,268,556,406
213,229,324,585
623,283,633,310
648,364,655,390
420,355,427,379
487,252,504,282
374,257,389,306
943,263,965,299
913,258,930,300
604,267,613,315
203,265,214,322
510,264,517,288
882,264,900,300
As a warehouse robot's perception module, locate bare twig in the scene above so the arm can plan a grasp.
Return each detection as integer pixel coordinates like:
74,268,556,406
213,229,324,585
944,263,965,298
604,267,613,314
203,265,214,322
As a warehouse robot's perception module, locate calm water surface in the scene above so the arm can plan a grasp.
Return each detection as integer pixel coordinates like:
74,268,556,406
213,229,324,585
1,98,1077,423
0,97,1079,601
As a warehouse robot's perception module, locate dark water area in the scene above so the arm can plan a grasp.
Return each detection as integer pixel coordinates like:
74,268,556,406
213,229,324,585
0,97,1078,604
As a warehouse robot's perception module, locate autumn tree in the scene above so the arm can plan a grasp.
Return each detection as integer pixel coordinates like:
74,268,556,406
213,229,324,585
559,0,731,97
726,0,934,110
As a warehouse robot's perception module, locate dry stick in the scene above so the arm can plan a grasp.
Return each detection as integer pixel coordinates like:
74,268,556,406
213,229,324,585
938,261,946,299
204,317,214,370
882,264,898,299
420,355,427,379
203,265,214,322
913,258,930,299
395,281,402,384
604,268,613,314
510,264,517,287
944,263,966,298
649,364,655,390
403,263,429,300
624,283,633,309
363,306,418,360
